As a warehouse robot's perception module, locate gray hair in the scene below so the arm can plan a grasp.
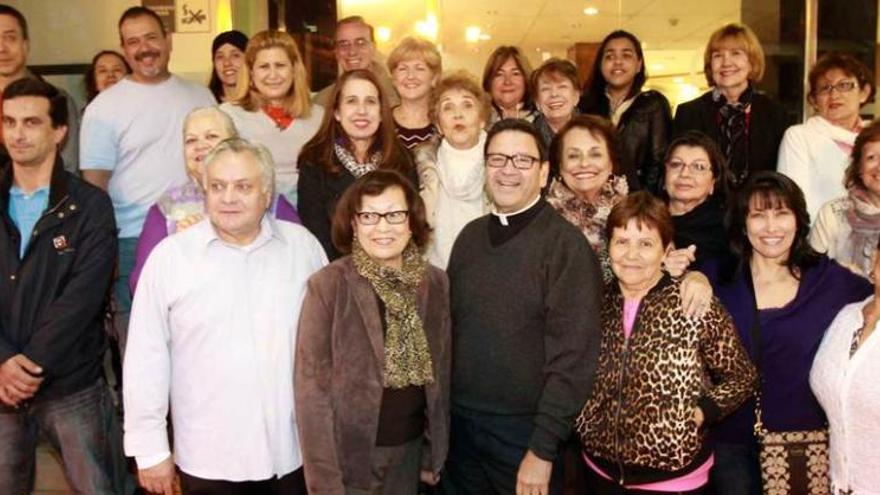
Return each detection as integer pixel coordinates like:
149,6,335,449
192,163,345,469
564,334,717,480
202,137,276,196
183,106,239,139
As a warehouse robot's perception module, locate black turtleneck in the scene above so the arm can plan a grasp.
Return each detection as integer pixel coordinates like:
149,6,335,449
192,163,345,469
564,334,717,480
671,194,730,265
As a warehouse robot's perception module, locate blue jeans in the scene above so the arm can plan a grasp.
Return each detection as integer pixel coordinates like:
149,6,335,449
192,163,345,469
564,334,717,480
0,380,133,494
708,442,761,495
113,237,137,356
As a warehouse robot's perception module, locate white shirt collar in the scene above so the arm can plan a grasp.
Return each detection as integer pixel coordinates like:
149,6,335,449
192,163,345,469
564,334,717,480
197,215,283,251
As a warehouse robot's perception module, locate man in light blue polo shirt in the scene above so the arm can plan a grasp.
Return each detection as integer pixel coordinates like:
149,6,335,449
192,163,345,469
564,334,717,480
7,185,47,258
80,6,213,354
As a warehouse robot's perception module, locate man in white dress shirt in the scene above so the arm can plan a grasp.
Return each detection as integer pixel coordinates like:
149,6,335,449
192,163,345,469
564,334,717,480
123,138,327,495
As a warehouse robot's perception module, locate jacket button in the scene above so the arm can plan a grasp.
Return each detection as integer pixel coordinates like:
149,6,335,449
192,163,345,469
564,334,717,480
9,274,15,281
32,230,38,236
69,204,77,211
58,212,65,219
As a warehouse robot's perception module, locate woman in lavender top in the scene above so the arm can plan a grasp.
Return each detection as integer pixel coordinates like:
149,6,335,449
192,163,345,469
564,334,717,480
130,107,299,293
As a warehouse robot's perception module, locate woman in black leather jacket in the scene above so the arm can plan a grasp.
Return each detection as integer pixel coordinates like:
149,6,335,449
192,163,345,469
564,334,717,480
579,30,672,194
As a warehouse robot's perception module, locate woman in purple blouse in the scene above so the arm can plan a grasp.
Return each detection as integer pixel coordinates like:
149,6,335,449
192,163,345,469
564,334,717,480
700,171,871,495
130,107,300,293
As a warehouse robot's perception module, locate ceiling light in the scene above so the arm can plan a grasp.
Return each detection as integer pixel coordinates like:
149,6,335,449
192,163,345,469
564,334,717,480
479,33,491,40
465,26,482,43
583,6,599,15
376,26,391,43
650,63,665,71
673,76,684,84
415,13,439,40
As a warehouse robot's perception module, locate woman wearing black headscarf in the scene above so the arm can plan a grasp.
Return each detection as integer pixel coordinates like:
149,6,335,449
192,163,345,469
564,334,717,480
209,30,248,103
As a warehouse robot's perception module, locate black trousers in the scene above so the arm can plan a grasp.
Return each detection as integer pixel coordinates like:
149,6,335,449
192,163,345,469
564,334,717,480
179,467,306,495
442,410,563,495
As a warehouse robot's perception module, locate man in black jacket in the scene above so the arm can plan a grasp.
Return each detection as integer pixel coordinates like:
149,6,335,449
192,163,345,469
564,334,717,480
0,78,129,493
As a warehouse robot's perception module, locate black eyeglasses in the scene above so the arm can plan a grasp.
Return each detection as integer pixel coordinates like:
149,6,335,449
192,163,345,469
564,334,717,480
354,210,409,225
485,153,540,170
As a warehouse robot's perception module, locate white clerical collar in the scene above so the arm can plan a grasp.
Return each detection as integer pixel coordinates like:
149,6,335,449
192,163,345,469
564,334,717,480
491,195,542,226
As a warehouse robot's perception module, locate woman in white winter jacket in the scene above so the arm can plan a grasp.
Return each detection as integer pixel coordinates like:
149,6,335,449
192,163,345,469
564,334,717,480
778,53,873,219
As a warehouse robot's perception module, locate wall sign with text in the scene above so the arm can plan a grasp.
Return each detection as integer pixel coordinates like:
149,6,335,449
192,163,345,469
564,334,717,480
143,0,212,33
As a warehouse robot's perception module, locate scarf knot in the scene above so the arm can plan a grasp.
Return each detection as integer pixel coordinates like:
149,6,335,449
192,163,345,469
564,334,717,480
263,105,294,130
713,85,753,184
334,141,382,178
845,187,880,274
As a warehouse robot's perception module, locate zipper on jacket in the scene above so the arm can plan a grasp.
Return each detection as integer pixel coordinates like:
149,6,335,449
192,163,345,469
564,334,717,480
614,335,630,486
613,294,649,486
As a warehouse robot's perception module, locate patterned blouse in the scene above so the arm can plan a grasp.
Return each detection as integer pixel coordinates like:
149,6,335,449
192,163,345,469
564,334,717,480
545,175,629,282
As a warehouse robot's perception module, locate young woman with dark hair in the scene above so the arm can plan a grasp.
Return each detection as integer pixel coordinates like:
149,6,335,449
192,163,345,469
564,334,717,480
578,30,672,193
208,30,247,103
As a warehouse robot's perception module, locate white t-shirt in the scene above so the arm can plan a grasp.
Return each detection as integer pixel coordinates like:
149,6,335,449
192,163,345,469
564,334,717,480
80,75,215,238
219,103,323,204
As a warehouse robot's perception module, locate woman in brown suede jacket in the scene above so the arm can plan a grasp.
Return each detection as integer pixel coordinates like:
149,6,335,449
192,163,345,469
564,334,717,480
295,170,450,494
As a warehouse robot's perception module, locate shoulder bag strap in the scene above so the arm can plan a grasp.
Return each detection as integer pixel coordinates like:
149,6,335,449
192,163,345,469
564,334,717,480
749,274,767,435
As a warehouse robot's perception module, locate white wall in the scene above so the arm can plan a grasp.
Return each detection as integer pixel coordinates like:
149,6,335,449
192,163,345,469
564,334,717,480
5,0,238,105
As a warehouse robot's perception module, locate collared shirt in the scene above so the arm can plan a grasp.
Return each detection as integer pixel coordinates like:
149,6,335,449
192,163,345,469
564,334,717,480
8,186,50,258
123,216,327,481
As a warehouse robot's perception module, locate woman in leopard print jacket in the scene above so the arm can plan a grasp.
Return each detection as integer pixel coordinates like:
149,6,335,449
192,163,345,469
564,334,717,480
575,192,756,494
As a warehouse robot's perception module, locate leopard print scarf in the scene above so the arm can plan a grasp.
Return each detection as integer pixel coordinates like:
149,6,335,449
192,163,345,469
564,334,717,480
352,240,434,388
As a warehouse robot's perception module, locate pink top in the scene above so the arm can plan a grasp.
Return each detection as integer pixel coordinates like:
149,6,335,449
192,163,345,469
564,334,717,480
623,298,640,338
583,451,714,491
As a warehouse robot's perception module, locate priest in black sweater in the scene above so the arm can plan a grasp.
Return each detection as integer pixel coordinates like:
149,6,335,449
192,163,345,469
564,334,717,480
444,119,603,495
